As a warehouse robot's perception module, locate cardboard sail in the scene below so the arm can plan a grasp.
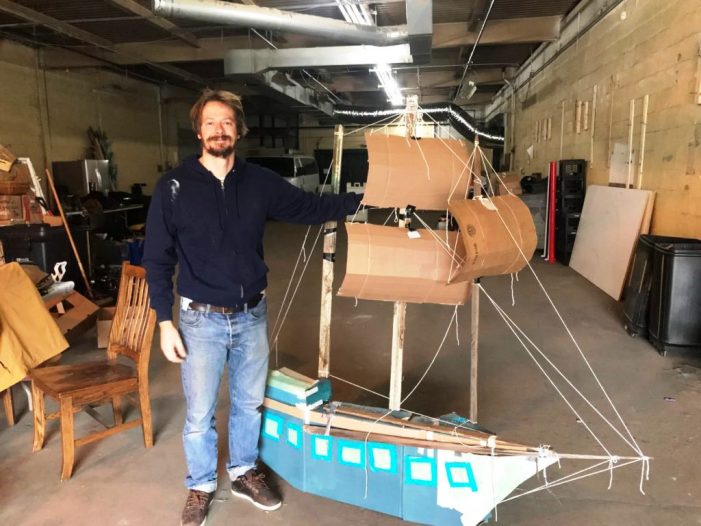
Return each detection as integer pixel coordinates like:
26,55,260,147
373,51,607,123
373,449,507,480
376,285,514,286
362,133,471,210
338,223,471,305
449,195,536,282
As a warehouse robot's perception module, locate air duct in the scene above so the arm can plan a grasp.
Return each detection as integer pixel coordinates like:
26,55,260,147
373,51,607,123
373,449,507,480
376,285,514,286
153,0,407,46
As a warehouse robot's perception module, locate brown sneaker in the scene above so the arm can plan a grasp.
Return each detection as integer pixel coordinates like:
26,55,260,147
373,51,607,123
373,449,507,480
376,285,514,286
231,469,282,511
181,489,214,526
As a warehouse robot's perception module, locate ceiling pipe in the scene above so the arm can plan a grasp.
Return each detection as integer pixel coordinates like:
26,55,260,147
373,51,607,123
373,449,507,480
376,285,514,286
153,0,408,46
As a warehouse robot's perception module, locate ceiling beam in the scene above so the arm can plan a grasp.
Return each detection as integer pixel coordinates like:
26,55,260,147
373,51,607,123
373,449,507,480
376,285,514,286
0,0,113,48
0,0,207,85
105,0,200,48
433,16,561,49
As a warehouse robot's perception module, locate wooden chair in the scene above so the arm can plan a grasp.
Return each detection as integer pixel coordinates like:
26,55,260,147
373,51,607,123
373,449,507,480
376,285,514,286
30,263,156,480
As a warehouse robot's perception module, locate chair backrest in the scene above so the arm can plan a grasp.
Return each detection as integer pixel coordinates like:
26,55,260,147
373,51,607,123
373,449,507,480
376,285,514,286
107,263,156,374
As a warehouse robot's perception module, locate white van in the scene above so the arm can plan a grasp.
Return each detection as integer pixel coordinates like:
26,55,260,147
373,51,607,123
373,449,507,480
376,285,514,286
246,154,320,193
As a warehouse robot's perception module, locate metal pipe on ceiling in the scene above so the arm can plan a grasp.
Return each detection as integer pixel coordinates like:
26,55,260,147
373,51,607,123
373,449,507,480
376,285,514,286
152,0,407,46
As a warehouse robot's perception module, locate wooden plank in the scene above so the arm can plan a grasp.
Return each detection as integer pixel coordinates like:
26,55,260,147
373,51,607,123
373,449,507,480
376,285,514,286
318,124,343,378
389,301,406,410
304,426,533,456
569,185,654,300
74,418,141,448
264,397,489,447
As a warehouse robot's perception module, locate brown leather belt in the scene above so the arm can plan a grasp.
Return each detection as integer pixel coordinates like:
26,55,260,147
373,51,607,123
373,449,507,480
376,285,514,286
188,293,263,314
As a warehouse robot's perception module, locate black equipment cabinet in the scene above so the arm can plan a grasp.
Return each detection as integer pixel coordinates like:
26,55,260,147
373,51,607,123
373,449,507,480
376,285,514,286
555,159,586,265
0,223,90,292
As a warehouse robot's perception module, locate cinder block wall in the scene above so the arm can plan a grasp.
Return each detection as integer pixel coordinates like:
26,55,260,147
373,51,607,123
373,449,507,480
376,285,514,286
0,40,188,194
500,0,701,238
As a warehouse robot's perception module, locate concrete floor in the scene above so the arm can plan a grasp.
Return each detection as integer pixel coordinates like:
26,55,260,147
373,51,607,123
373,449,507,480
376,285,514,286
1,217,700,526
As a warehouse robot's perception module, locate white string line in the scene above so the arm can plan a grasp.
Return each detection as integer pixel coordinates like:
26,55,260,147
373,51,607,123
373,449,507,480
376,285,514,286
270,224,313,337
272,152,337,346
329,373,389,399
412,212,466,268
479,284,613,456
382,208,397,226
502,458,645,503
270,223,325,347
472,151,644,458
480,285,641,455
479,146,515,197
344,113,404,136
401,305,459,405
271,225,313,366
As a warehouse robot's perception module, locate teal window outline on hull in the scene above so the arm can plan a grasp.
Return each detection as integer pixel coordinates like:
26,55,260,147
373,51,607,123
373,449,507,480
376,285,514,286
405,456,437,487
262,413,284,441
368,443,398,474
311,435,333,461
286,422,303,449
445,461,479,492
337,439,366,468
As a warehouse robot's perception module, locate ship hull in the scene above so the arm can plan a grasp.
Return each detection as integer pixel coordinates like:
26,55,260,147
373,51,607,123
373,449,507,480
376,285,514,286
260,404,557,526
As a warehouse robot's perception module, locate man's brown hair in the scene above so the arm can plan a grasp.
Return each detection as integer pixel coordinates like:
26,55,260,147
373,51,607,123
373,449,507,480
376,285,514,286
190,89,249,138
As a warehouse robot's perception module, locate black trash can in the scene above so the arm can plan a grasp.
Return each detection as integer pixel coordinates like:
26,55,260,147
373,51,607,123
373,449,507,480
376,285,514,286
647,237,701,354
622,235,694,337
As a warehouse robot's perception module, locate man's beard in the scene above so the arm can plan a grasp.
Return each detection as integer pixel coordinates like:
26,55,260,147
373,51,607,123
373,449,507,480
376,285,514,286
202,135,235,158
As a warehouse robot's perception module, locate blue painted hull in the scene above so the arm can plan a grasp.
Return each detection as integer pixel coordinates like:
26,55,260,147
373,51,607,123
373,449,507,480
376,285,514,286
260,406,497,525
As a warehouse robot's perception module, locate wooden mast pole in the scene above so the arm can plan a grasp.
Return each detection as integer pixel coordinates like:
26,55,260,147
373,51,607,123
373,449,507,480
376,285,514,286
388,97,420,411
318,124,344,379
470,136,482,422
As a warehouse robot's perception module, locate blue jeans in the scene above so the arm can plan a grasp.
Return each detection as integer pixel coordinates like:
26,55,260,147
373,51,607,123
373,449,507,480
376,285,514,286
178,297,269,492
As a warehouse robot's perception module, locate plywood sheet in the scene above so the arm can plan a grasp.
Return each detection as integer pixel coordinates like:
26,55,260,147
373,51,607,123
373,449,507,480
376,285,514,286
362,133,471,210
449,195,537,281
338,223,471,305
569,185,655,300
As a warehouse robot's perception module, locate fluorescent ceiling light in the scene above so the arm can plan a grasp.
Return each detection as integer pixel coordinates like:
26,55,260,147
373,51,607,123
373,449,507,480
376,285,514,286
336,0,404,106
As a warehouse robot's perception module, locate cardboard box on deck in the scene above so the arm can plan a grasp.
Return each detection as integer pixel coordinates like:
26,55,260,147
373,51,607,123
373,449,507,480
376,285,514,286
97,306,116,348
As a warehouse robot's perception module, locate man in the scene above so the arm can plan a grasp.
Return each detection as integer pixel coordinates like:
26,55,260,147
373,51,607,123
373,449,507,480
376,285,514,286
143,89,360,526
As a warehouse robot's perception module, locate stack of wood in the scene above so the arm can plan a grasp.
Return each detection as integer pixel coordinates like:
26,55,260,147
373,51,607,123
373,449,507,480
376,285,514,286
0,144,43,226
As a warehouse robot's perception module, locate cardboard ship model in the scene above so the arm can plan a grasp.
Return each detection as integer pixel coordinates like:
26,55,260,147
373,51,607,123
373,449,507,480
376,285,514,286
260,131,552,525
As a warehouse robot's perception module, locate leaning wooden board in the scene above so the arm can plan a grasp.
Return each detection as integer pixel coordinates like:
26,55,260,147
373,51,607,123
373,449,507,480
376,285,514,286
569,185,655,300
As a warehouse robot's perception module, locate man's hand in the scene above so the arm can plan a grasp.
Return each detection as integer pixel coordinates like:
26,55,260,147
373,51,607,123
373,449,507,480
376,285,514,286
159,320,187,363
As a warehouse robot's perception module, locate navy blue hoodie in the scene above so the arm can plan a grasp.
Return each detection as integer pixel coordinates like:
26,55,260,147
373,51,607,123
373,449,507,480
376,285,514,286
143,155,361,322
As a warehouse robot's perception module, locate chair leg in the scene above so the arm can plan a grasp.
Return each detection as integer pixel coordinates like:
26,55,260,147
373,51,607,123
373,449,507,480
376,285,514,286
138,382,153,448
32,383,46,452
60,397,75,481
2,387,14,426
112,395,123,426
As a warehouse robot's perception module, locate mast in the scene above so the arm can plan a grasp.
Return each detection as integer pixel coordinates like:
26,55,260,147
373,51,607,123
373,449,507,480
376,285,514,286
389,209,409,411
318,124,343,379
388,96,418,411
470,137,481,422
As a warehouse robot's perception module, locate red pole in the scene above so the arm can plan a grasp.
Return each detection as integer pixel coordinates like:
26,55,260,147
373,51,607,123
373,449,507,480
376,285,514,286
547,161,557,264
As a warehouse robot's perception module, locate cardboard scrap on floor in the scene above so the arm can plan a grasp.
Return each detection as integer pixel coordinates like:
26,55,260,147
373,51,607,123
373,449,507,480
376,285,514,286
337,222,472,305
45,291,100,336
569,185,656,300
0,262,69,392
